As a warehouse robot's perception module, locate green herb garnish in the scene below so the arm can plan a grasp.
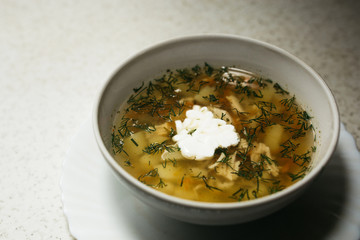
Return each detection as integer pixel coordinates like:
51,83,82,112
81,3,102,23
143,141,179,154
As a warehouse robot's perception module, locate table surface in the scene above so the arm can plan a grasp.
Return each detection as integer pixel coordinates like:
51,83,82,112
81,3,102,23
0,0,359,239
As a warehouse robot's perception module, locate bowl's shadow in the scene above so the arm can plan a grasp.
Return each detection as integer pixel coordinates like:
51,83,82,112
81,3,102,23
108,148,347,240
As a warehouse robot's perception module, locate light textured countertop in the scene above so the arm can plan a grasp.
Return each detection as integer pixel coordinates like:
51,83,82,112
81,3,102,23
0,0,359,239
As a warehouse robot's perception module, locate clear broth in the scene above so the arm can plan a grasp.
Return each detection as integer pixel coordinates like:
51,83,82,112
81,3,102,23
111,64,315,202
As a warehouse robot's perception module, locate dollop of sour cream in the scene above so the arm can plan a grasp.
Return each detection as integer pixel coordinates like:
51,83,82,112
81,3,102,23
172,105,240,160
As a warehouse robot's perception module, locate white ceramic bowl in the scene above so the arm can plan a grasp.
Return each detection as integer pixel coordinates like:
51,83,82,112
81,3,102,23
93,35,340,225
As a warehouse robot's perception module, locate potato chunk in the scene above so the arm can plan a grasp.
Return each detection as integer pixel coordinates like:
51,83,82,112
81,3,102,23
123,131,149,158
263,124,284,154
156,163,183,181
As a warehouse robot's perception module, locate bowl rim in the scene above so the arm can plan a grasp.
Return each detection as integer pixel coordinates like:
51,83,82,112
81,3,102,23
93,34,340,210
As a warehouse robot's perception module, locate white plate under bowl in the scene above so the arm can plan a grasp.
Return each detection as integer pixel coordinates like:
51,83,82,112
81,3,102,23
61,119,360,240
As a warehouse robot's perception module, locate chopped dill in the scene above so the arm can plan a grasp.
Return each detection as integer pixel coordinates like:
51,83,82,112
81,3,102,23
161,158,177,168
143,141,179,154
260,154,278,166
242,101,277,132
298,110,312,121
176,68,194,82
273,83,289,95
202,94,219,103
118,117,133,137
188,129,197,135
289,166,308,181
130,138,138,147
154,178,167,188
292,151,311,166
191,64,201,76
190,172,221,191
235,159,265,181
191,171,203,179
280,139,300,158
252,90,263,98
139,168,159,179
204,62,214,76
111,131,128,156
133,81,144,93
138,168,167,188
201,176,222,191
132,122,156,133
230,188,250,201
280,95,296,111
174,100,185,115
180,175,185,187
311,146,317,152
169,127,176,138
269,180,285,194
123,159,132,167
252,190,258,199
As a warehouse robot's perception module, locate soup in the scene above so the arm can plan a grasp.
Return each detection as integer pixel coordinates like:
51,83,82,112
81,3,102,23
111,63,316,203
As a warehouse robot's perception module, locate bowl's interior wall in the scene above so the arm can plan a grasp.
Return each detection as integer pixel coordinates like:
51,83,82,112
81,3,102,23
98,37,337,168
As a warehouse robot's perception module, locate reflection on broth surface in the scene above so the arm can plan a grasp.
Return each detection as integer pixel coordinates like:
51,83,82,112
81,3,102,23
111,63,316,202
